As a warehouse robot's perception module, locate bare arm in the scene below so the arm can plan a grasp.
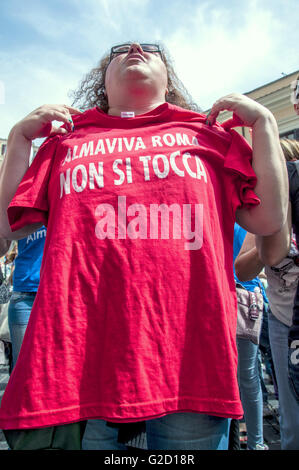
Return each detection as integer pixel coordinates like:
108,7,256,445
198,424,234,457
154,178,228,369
0,129,41,239
235,208,291,282
255,202,292,266
0,238,12,257
0,104,81,239
234,232,264,282
207,94,288,236
236,112,288,235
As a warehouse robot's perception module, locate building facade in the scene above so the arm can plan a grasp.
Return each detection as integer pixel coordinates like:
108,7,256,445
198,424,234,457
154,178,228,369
206,70,299,143
0,137,39,164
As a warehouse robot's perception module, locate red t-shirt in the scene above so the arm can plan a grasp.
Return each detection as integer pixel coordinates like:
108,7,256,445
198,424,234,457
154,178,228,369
0,103,259,429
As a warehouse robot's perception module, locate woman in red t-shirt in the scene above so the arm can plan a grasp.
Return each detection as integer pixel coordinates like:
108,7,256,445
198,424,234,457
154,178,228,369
0,42,289,450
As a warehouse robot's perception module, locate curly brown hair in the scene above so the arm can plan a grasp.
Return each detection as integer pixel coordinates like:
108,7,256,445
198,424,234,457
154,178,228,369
70,43,201,113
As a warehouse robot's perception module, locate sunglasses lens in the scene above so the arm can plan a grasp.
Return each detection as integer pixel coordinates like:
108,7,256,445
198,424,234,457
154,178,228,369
113,45,131,54
141,44,159,52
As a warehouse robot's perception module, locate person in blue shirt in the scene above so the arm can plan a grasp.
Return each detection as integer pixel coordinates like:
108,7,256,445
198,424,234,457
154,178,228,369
234,223,276,402
8,226,46,369
233,223,269,450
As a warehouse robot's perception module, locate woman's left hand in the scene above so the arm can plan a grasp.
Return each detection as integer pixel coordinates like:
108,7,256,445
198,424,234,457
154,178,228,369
206,93,273,129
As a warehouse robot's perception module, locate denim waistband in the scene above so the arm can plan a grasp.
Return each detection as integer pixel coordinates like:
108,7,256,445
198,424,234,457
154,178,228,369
12,291,37,296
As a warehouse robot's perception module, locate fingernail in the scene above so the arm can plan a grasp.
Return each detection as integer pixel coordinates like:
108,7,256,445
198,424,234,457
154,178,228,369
68,118,74,132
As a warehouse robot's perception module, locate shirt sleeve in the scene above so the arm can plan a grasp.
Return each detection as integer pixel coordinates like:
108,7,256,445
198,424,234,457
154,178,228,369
7,135,59,232
223,129,260,211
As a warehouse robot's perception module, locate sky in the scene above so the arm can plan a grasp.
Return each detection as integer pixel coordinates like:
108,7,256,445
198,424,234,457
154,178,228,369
0,0,298,138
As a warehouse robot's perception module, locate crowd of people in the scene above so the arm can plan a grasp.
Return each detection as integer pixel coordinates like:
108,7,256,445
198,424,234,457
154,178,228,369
0,41,298,451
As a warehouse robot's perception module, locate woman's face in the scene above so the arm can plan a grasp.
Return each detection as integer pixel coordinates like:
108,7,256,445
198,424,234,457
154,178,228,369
105,43,168,102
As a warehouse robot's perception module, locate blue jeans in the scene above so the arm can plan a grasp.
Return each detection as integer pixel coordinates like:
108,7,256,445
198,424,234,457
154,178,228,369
237,337,264,449
268,311,299,449
258,304,278,400
82,413,230,450
8,292,35,369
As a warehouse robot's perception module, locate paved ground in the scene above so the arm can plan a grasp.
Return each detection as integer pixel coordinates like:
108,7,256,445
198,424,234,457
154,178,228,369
238,369,281,450
0,339,282,451
261,370,281,450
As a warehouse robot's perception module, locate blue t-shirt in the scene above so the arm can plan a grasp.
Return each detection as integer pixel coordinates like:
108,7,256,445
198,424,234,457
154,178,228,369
13,226,46,292
233,223,267,302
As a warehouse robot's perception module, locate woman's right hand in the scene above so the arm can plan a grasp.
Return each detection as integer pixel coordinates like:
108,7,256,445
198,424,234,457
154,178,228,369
12,104,82,141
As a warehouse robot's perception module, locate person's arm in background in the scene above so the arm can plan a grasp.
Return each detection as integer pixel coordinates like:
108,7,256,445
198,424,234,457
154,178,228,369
0,239,12,258
255,202,292,266
234,209,291,282
234,232,264,282
207,93,289,236
0,104,81,240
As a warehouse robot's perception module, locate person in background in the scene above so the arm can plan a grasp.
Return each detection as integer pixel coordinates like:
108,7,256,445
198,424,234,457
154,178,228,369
257,270,278,406
288,79,299,406
0,41,288,450
0,239,14,364
290,75,299,116
0,239,14,292
236,138,299,448
8,227,46,369
233,223,269,450
0,241,11,259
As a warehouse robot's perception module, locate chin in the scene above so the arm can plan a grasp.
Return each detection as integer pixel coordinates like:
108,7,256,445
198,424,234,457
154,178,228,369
124,66,148,79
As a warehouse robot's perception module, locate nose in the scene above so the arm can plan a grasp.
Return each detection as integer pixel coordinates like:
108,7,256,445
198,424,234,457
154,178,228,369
128,43,143,55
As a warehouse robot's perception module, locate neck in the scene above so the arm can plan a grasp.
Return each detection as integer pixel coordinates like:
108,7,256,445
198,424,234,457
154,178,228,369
107,81,167,116
108,100,165,117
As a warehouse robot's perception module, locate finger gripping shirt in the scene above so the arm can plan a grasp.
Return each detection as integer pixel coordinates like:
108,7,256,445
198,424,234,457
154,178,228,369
0,103,259,429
